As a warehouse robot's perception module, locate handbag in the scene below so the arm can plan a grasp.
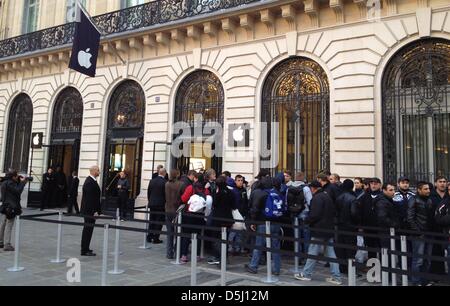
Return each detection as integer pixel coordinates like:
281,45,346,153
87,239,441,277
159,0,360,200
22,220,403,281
231,209,246,231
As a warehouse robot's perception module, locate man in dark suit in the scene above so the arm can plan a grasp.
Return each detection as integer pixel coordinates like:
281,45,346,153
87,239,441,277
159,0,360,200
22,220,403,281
67,171,80,214
147,167,167,244
80,166,102,256
40,167,56,211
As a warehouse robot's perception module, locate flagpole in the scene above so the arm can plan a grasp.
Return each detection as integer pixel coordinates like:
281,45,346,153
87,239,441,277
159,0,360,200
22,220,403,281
76,1,127,65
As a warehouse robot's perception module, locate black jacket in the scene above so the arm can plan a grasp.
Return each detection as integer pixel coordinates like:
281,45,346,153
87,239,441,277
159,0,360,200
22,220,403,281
249,177,272,222
80,176,101,216
407,195,434,233
435,197,450,235
67,176,80,199
323,182,341,204
211,187,235,228
1,179,26,209
336,191,359,228
373,194,399,229
147,176,167,208
236,186,249,218
179,176,193,195
41,172,56,192
306,188,336,239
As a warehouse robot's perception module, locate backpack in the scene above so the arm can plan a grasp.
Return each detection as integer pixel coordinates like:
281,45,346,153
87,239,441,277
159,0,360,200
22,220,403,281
187,187,207,213
264,188,287,219
286,185,306,215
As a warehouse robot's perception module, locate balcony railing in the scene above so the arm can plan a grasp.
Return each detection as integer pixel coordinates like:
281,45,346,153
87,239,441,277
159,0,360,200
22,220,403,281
0,0,261,60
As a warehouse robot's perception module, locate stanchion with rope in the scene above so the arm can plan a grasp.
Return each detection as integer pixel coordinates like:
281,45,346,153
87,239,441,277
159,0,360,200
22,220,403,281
50,211,66,263
220,227,227,286
390,228,397,286
138,204,151,250
381,248,389,286
262,221,278,284
191,233,198,286
101,224,109,286
400,235,408,286
348,259,356,286
109,209,124,275
290,217,301,274
7,216,25,272
171,210,183,265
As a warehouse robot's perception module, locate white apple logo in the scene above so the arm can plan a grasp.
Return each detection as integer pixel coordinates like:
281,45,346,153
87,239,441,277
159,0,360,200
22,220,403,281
78,48,93,69
33,134,40,146
233,126,244,142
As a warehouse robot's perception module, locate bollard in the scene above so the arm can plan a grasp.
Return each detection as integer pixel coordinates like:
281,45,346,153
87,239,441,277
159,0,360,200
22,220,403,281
109,211,124,275
50,211,66,263
290,217,301,273
220,227,227,286
400,235,408,286
262,221,278,283
171,211,183,265
381,248,389,287
7,216,25,272
138,204,151,250
101,224,109,286
348,259,356,286
200,228,205,260
390,228,397,286
110,209,123,256
191,233,198,286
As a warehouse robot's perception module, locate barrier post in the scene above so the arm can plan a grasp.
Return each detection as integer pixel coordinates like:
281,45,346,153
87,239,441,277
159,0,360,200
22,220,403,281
381,248,389,287
200,228,205,260
171,211,183,265
262,221,278,283
138,204,151,250
390,228,397,286
7,216,25,272
290,217,301,273
109,210,124,275
348,259,356,286
191,233,198,286
400,235,408,286
101,224,109,286
220,227,227,286
50,211,66,263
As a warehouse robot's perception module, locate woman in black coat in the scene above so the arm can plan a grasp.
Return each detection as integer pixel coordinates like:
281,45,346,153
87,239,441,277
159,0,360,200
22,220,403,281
207,175,235,264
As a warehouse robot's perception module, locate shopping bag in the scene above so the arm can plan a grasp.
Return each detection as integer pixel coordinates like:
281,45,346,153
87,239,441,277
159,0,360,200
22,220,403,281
231,209,246,231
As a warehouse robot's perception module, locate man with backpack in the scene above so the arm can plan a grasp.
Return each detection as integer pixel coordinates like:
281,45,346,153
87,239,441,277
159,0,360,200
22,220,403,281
435,183,450,279
294,180,342,285
245,176,285,275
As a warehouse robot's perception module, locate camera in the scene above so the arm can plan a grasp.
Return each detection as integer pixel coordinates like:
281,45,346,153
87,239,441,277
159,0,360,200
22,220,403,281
19,176,33,182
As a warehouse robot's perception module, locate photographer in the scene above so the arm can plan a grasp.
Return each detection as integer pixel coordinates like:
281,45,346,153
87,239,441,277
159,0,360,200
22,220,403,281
0,170,28,251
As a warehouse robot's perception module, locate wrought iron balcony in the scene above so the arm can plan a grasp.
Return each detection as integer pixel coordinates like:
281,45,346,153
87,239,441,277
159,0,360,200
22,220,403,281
0,0,261,60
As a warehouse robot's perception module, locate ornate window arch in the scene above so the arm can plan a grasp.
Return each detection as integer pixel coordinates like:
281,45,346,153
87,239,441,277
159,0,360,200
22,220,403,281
52,87,83,135
382,38,450,184
175,70,224,125
173,70,224,174
104,80,145,200
4,94,33,173
261,57,330,180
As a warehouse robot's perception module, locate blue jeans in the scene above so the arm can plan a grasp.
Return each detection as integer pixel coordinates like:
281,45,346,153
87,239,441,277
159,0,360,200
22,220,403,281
229,231,243,252
302,237,341,280
411,238,433,285
249,224,281,273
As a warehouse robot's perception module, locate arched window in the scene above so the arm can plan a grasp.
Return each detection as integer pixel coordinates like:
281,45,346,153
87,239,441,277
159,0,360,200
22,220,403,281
173,70,224,174
261,57,330,181
382,39,450,184
4,94,33,173
48,87,83,179
52,87,83,134
104,80,145,199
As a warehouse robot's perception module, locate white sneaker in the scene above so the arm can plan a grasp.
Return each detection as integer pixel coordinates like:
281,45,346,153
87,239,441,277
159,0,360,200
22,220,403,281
294,273,311,281
326,277,342,285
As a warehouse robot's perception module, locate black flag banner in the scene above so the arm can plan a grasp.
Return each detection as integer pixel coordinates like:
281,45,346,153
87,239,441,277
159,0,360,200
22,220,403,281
68,3,101,77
